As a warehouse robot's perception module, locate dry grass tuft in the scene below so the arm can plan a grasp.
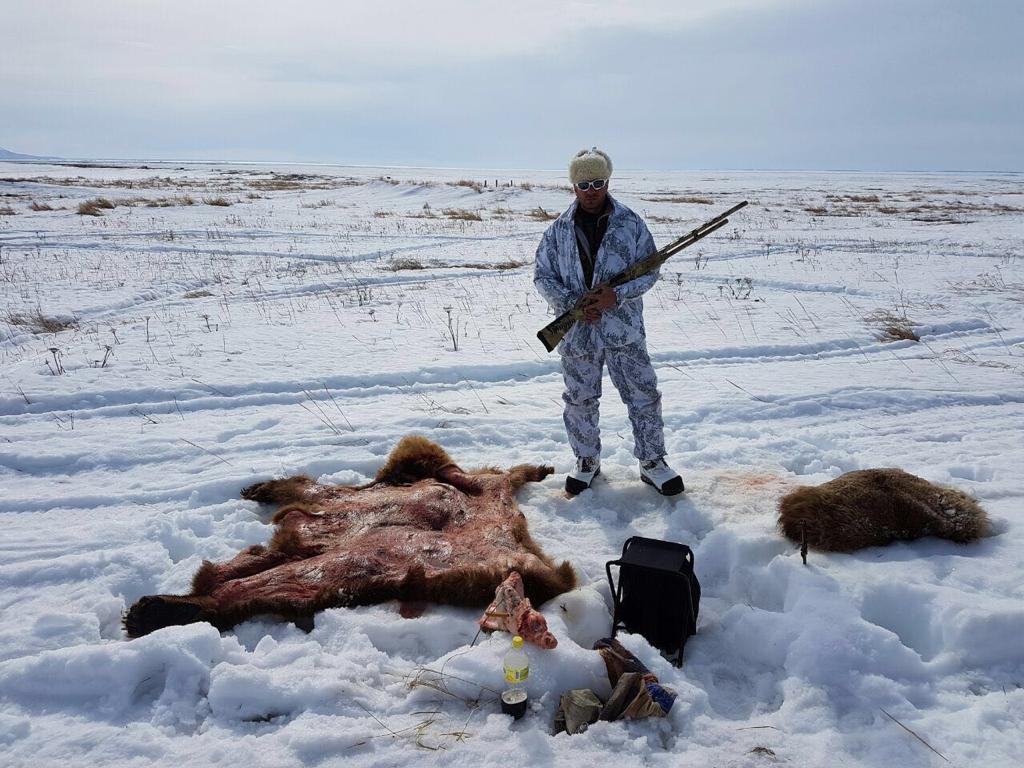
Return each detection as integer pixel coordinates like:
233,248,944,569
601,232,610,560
805,196,896,217
250,180,302,191
0,205,16,216
826,194,881,204
6,309,77,334
245,173,341,192
29,201,54,211
442,208,482,221
386,257,524,272
77,197,119,215
866,309,920,342
387,258,428,271
144,195,195,207
871,198,1023,222
450,179,483,193
527,206,557,221
463,260,527,270
642,195,713,205
183,290,214,299
77,200,104,216
203,196,231,206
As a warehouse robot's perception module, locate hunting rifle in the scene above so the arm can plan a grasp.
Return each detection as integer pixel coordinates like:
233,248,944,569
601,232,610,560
536,200,749,352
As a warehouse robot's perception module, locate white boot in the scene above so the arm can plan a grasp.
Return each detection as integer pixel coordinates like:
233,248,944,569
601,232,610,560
566,456,600,495
639,458,684,496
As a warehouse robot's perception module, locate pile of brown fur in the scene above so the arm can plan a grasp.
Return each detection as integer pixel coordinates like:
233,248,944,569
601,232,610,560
778,468,990,552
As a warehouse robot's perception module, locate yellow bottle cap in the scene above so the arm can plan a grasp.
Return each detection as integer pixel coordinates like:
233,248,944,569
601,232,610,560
512,636,524,649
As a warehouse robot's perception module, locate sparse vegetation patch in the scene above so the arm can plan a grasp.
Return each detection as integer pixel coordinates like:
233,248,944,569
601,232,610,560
450,180,483,193
442,208,482,221
384,257,525,272
826,194,881,203
866,309,920,342
463,260,527,270
6,309,77,334
642,195,713,205
407,203,438,219
387,258,428,271
77,199,104,216
144,195,195,207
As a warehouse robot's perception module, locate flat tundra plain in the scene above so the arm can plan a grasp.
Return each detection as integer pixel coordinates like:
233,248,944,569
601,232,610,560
0,162,1022,767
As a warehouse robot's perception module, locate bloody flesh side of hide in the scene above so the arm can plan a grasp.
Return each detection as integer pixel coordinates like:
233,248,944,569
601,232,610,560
124,436,576,637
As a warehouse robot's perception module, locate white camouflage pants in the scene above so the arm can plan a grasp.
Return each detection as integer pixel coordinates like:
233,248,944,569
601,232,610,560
560,340,666,461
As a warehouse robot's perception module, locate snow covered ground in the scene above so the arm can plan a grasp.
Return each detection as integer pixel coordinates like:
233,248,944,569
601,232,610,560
0,160,1022,767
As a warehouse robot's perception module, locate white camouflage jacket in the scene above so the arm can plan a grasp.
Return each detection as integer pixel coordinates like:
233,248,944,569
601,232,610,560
533,196,658,355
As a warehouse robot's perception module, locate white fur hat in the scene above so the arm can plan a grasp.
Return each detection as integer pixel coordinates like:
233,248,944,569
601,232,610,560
569,147,613,184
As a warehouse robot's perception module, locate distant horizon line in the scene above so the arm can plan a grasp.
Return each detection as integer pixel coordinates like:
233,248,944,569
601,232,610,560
2,150,1021,176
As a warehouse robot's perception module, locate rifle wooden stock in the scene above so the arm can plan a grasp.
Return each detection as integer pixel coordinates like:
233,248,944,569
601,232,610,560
536,201,748,352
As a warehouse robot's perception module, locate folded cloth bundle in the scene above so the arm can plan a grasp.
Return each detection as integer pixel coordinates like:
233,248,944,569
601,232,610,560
553,689,603,735
593,637,676,719
553,638,676,734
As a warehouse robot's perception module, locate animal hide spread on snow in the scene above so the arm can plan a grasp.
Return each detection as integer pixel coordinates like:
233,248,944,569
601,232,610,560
778,468,990,552
124,436,576,638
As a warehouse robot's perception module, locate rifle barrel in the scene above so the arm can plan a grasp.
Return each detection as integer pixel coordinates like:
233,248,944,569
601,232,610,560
669,200,747,247
643,200,748,261
535,200,748,352
659,217,731,259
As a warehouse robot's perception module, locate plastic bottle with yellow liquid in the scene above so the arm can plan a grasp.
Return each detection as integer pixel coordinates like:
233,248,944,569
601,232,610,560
501,635,529,718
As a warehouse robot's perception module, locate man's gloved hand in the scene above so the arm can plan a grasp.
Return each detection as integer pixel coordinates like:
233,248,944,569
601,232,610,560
581,284,617,322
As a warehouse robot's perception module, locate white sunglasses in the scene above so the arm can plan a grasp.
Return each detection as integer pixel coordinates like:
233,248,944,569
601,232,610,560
575,179,607,191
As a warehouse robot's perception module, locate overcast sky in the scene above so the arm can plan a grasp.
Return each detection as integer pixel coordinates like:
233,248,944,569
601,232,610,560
3,0,1022,171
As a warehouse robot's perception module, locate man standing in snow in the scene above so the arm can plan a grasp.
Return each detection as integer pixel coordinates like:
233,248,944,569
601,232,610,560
534,147,683,496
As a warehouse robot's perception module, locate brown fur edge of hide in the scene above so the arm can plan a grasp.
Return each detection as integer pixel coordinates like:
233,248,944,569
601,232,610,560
776,467,990,553
186,559,577,634
237,436,458,510
240,475,314,505
239,437,556,506
369,434,458,487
